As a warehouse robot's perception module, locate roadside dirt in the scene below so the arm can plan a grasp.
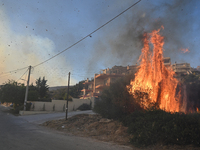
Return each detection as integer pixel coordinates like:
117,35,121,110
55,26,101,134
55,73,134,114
41,114,200,150
42,114,131,146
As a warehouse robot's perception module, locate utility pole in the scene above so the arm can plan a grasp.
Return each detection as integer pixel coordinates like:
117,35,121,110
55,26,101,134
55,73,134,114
24,66,31,111
65,72,70,120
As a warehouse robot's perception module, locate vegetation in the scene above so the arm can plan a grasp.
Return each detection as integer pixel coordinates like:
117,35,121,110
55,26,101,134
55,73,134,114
36,77,49,99
93,73,200,147
0,77,50,113
125,109,200,147
93,74,142,120
49,80,84,100
77,103,91,111
0,80,25,105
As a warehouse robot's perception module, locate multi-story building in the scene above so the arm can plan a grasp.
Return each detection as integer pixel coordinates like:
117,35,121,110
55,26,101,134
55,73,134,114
196,66,200,71
81,78,94,98
80,58,198,99
172,62,193,75
81,65,138,98
163,57,171,67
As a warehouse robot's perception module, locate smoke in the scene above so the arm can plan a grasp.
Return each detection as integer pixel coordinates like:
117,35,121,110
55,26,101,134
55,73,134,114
87,0,199,75
0,8,77,86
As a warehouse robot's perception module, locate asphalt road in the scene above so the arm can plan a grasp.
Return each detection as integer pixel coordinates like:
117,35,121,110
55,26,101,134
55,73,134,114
0,106,131,150
18,110,96,124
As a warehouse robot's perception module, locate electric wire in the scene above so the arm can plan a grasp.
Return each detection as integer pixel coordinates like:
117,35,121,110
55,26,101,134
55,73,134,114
24,69,28,85
33,0,142,68
0,66,29,76
0,0,142,84
17,68,29,82
0,71,20,78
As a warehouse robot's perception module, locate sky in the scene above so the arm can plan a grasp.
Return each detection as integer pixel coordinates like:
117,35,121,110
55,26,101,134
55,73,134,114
0,0,199,86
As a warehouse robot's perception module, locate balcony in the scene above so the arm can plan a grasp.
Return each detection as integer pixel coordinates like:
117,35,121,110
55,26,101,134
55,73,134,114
81,89,93,92
95,84,106,89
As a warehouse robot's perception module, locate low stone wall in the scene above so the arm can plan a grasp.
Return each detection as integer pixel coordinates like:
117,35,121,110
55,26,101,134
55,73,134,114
28,97,95,112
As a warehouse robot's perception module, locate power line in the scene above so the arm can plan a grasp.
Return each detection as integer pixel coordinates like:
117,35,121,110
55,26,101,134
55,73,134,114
33,0,142,68
0,0,141,84
0,66,29,76
17,68,29,82
0,71,21,78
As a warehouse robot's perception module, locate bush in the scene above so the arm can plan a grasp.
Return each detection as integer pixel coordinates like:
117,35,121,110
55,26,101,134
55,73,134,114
93,75,142,120
181,74,200,112
77,103,91,111
26,103,32,111
11,105,24,114
125,109,200,147
36,98,52,102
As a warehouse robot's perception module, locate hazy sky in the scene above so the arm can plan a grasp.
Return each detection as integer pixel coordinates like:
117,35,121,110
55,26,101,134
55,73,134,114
0,0,199,86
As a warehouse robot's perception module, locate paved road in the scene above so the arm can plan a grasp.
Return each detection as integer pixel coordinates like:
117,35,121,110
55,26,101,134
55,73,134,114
0,106,131,150
18,110,95,124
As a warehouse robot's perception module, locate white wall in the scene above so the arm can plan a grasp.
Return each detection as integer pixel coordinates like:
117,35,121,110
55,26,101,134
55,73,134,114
28,97,95,112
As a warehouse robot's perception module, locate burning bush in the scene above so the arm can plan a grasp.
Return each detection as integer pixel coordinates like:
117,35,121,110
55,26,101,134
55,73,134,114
128,26,182,112
94,26,200,147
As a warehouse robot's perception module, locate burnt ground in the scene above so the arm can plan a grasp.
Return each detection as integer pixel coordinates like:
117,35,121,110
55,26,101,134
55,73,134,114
41,114,200,150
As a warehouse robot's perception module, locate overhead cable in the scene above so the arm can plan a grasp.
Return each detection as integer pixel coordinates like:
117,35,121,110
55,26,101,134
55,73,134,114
33,0,142,68
0,66,29,76
17,68,29,82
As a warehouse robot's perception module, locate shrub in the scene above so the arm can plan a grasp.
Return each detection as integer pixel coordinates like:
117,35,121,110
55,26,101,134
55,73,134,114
125,109,200,147
93,75,142,120
77,103,91,111
11,105,24,114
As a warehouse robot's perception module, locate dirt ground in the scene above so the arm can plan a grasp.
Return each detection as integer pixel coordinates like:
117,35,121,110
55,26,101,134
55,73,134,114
42,114,200,150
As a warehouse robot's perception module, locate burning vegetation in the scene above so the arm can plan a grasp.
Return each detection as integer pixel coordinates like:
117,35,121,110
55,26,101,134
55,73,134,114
128,26,182,113
93,26,200,147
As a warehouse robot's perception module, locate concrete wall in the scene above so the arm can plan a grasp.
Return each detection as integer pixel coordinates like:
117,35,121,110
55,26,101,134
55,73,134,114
28,97,95,112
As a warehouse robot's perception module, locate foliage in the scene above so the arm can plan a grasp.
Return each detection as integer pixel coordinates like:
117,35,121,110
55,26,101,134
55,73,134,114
77,103,91,111
0,80,25,105
93,75,142,120
93,73,200,147
182,74,200,83
185,81,200,111
69,80,84,98
63,93,72,101
50,87,67,100
36,77,49,98
27,90,39,101
10,105,24,114
181,73,200,112
49,81,84,100
124,109,200,147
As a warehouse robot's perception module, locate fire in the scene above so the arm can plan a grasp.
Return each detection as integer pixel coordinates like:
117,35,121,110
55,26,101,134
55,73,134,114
129,26,181,112
181,48,190,53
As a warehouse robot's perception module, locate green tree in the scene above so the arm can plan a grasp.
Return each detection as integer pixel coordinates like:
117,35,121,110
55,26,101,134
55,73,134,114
69,80,84,98
36,77,49,98
0,80,25,105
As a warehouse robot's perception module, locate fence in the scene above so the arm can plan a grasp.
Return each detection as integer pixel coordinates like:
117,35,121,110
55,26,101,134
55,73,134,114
28,98,95,112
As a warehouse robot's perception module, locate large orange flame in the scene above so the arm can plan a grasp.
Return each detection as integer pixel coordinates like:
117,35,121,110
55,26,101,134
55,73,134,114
129,27,181,112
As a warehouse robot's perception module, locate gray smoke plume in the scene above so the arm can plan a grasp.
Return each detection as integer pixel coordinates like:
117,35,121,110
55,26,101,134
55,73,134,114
86,0,199,78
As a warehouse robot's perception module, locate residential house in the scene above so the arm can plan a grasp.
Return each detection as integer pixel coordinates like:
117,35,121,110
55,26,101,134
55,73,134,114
80,65,138,98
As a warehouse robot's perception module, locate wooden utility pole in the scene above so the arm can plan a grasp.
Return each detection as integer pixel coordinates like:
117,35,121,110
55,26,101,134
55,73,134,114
65,72,70,120
24,66,31,111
